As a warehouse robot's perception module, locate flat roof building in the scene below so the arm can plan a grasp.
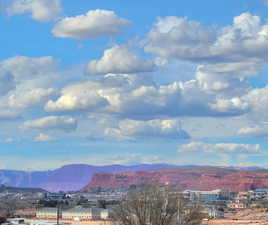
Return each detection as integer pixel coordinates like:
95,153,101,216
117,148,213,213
36,207,110,221
36,208,60,219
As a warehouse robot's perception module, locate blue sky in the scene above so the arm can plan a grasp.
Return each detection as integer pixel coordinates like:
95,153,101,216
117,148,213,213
1,0,268,170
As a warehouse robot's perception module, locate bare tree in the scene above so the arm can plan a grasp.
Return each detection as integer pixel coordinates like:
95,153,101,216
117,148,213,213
0,197,19,218
111,184,203,225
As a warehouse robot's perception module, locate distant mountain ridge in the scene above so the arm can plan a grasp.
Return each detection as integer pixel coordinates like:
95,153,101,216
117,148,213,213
83,167,268,192
1,164,267,192
0,185,47,193
0,164,183,192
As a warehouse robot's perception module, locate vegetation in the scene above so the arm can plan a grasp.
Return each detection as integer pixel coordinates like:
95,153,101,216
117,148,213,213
111,184,203,225
0,196,32,218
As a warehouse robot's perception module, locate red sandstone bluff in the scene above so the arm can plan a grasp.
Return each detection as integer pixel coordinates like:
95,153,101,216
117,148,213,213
83,167,268,192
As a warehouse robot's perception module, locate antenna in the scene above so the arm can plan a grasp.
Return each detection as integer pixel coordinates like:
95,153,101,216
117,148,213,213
57,202,60,225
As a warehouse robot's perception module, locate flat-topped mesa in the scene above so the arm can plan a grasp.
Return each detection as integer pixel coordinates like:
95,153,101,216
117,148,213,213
83,167,268,192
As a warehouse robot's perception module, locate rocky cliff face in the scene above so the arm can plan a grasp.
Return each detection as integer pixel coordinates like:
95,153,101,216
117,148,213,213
0,164,180,192
83,167,268,192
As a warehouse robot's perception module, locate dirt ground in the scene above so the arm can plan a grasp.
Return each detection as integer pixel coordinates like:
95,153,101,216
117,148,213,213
203,219,268,225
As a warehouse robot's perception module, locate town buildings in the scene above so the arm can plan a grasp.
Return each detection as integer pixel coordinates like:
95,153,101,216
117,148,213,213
183,189,231,201
36,208,110,221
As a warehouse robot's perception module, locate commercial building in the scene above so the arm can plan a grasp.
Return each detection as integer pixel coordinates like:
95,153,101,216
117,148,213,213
36,208,60,219
36,207,110,221
183,189,230,201
249,188,268,200
62,208,100,220
44,193,66,201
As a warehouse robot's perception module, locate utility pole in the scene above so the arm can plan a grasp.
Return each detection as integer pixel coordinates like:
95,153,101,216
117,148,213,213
56,202,60,225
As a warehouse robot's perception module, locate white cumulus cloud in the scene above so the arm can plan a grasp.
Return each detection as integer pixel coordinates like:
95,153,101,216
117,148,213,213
24,116,77,132
179,142,261,154
145,13,268,63
238,125,268,138
45,73,247,119
8,88,55,109
52,9,130,40
86,45,157,75
45,82,108,112
7,0,62,22
105,119,190,140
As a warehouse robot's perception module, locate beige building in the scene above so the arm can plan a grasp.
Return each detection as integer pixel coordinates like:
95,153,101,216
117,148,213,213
62,208,98,220
36,208,60,219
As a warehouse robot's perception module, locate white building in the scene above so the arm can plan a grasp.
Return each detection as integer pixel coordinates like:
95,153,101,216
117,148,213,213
6,218,25,225
36,207,110,221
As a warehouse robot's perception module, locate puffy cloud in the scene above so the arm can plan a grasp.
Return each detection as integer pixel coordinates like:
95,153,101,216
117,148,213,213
196,62,258,95
45,73,155,115
144,16,215,61
86,45,157,75
52,9,130,40
145,13,268,63
0,56,66,111
24,116,77,132
105,119,190,140
34,133,56,142
7,0,62,22
238,125,268,138
0,56,59,81
143,13,268,109
204,85,268,125
242,86,268,122
45,74,247,118
209,97,249,115
8,88,55,109
45,82,108,112
179,142,261,154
